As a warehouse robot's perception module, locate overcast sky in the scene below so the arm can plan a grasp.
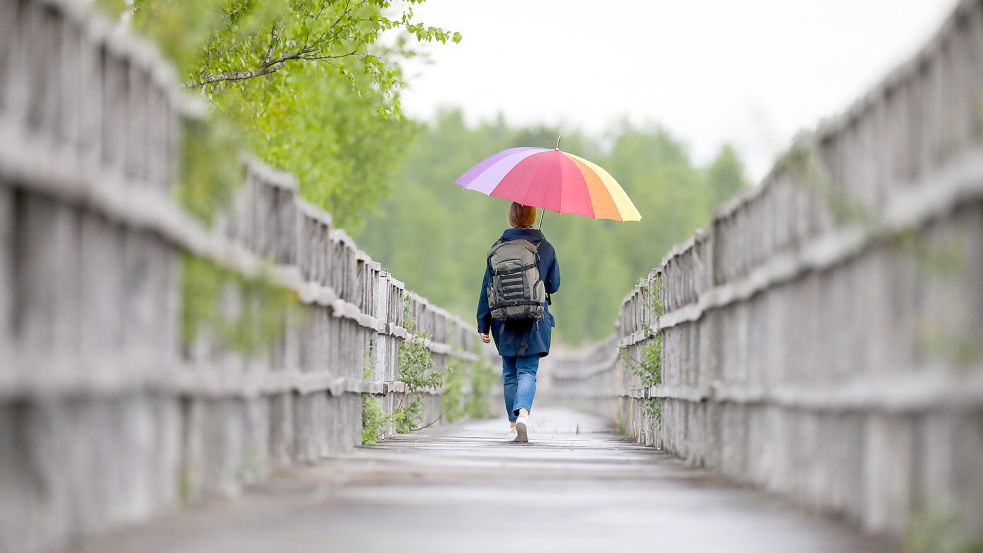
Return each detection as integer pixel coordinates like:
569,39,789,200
399,0,960,181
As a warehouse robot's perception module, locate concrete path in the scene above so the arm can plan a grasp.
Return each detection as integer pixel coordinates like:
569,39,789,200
76,408,895,553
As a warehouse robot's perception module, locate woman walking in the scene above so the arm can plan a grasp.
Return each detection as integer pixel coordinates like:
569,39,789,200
477,202,560,443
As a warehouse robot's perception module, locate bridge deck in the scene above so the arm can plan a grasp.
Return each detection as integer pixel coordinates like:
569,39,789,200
77,408,894,553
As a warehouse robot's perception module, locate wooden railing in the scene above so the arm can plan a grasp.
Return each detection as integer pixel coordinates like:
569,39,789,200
548,0,983,543
0,1,487,551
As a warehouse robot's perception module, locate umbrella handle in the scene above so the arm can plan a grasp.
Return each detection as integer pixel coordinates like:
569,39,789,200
555,134,562,150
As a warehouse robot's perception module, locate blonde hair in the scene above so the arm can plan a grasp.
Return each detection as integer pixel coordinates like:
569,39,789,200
508,202,537,228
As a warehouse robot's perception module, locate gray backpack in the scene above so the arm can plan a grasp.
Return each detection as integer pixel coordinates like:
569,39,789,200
486,239,546,323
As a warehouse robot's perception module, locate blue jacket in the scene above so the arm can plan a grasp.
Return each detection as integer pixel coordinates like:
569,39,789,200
477,228,560,357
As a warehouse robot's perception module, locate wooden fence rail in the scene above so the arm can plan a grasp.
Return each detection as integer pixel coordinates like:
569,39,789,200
0,1,487,551
548,0,983,543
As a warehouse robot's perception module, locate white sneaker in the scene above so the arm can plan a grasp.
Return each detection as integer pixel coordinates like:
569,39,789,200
514,411,529,443
506,425,518,442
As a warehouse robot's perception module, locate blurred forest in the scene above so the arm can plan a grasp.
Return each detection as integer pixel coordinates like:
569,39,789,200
94,1,750,345
356,110,749,344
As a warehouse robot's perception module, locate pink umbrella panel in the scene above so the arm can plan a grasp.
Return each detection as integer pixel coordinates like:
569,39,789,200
454,147,641,222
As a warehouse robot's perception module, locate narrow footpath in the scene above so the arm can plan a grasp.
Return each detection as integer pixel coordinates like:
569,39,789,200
77,408,894,553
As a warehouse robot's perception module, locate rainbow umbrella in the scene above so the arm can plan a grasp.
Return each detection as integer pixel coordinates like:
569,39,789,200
453,145,641,222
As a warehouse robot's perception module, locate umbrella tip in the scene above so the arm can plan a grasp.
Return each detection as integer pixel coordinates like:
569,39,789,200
555,134,562,150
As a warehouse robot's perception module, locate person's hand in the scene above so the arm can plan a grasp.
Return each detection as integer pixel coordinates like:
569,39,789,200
479,332,491,344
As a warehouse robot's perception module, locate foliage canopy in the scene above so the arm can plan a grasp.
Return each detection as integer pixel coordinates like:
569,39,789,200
99,0,460,228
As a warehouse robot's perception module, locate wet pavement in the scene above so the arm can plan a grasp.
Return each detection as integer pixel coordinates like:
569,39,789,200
76,407,895,553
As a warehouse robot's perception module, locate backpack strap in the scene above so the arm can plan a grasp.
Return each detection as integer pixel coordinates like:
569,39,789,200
495,299,543,307
493,262,538,276
518,332,529,356
518,320,539,356
486,239,505,267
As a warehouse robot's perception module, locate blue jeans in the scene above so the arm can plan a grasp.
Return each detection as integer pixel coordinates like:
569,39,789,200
502,355,539,421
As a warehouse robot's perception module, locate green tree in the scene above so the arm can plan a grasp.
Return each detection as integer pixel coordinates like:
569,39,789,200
113,0,460,96
706,144,749,209
213,63,417,224
98,0,460,228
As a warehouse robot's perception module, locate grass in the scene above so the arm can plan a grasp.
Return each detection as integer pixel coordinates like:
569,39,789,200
361,395,387,445
620,333,662,388
643,399,662,424
905,508,983,553
616,417,629,439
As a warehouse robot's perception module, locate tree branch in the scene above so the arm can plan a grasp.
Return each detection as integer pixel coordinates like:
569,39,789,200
185,0,373,89
187,46,363,88
312,0,367,48
264,18,283,64
295,48,359,62
189,64,284,87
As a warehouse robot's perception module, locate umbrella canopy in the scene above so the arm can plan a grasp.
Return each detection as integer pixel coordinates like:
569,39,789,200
454,147,641,222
